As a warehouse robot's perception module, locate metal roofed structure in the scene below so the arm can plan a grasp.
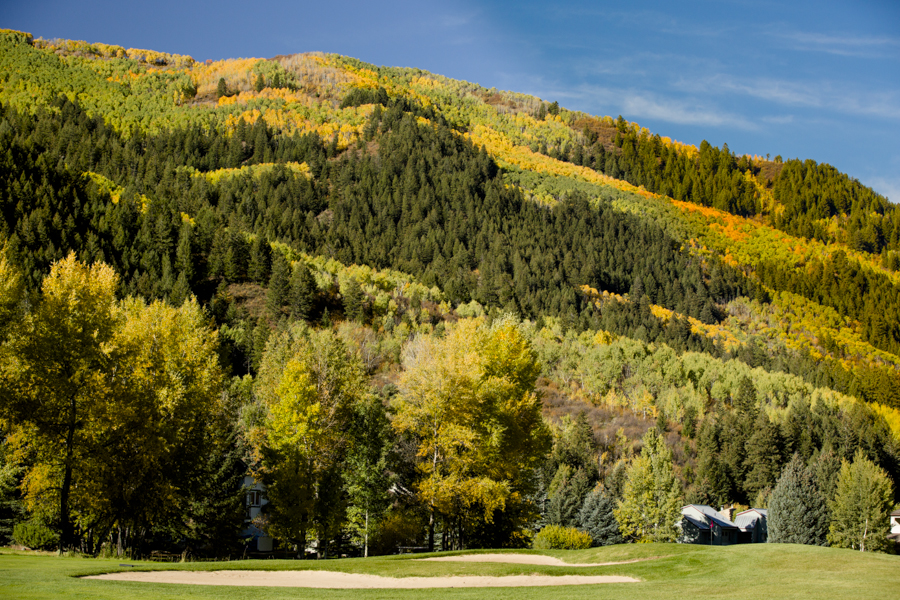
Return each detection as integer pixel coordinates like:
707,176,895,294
678,505,741,545
678,505,770,545
734,508,768,543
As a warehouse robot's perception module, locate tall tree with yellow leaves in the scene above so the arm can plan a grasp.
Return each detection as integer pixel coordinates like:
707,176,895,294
252,325,368,556
1,254,119,552
393,317,550,550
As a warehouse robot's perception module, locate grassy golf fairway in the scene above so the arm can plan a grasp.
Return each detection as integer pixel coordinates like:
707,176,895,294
1,543,897,600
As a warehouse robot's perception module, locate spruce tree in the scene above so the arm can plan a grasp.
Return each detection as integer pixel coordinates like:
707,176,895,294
175,223,194,284
546,466,592,527
290,263,318,321
169,271,191,307
768,454,828,545
694,419,731,506
615,428,683,542
0,449,23,546
577,487,623,546
182,428,247,555
743,412,783,500
266,253,291,316
249,236,272,284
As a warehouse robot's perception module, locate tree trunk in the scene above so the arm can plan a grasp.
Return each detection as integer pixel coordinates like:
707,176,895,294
428,505,435,552
364,510,369,558
58,395,77,555
117,524,126,557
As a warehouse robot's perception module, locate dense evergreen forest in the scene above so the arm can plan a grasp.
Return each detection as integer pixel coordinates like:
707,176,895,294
1,30,899,558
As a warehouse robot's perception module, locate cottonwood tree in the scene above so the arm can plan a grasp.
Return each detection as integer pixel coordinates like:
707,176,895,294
393,318,550,550
615,427,683,542
2,253,230,555
252,325,367,556
87,296,228,556
343,393,393,557
1,254,119,552
827,450,894,552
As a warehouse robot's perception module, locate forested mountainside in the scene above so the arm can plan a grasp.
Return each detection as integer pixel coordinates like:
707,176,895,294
0,28,898,558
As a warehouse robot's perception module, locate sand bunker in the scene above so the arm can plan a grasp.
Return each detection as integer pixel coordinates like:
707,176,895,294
418,553,653,567
85,569,638,588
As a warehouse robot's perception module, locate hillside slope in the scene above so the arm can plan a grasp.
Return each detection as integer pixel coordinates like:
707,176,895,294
0,29,898,556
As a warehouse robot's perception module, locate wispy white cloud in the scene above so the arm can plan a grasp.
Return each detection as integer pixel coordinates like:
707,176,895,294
761,114,795,125
439,13,476,29
865,175,900,203
680,74,900,120
773,30,900,59
620,94,757,129
553,83,757,130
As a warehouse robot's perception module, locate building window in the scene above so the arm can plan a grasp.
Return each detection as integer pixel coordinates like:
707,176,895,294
247,490,262,507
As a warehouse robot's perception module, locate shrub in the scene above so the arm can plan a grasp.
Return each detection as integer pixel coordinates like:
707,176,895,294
367,508,426,556
12,521,58,550
533,524,592,550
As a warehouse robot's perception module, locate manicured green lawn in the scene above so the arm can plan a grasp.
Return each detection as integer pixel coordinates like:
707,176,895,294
1,543,897,600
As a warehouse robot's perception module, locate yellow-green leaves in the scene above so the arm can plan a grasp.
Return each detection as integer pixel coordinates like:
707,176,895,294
393,318,549,525
614,427,683,543
0,254,225,551
269,358,320,450
827,450,895,552
251,325,368,549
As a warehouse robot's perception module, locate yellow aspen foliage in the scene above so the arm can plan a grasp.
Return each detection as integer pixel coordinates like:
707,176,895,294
393,318,550,526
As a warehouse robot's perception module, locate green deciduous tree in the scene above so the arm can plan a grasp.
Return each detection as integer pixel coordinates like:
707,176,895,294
615,427,683,542
827,450,894,552
252,325,367,556
343,394,393,557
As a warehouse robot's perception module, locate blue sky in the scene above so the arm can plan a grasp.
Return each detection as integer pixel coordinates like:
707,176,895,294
4,0,899,200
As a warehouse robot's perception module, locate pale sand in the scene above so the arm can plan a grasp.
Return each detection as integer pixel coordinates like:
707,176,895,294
418,553,654,567
85,569,638,588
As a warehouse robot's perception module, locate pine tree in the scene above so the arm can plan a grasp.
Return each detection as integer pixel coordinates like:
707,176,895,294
0,448,23,546
694,419,731,506
249,236,272,284
768,454,828,545
175,223,194,284
169,271,191,307
577,487,623,546
743,412,783,500
182,428,247,556
546,465,592,527
266,253,291,317
290,263,318,321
